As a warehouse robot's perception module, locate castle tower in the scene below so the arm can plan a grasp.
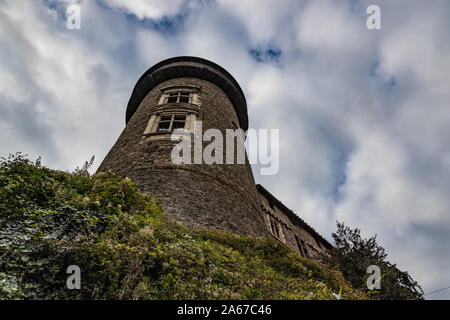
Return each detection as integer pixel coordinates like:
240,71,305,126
97,56,268,237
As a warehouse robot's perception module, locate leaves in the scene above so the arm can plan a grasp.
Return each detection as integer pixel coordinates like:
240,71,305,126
0,153,366,300
321,221,424,300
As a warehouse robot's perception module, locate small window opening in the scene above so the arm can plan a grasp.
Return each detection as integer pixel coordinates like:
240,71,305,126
157,114,187,132
269,218,280,238
301,240,310,258
166,92,190,104
295,235,307,258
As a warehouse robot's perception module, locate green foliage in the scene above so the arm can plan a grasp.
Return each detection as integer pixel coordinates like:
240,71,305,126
72,155,95,176
321,222,423,300
0,154,366,300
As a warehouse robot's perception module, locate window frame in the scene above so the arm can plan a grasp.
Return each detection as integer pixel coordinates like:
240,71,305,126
165,91,191,104
156,114,187,133
140,84,201,143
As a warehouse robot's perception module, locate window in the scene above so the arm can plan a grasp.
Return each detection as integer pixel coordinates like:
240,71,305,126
269,218,281,238
141,85,200,143
166,92,190,104
157,115,172,132
157,114,187,132
295,235,308,258
270,219,277,236
301,240,310,258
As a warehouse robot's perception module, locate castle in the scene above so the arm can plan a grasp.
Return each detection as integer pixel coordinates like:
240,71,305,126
97,56,331,259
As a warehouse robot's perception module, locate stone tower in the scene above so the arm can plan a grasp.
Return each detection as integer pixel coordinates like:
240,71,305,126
97,56,268,237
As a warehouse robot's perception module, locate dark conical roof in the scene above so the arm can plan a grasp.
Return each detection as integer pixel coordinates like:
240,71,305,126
126,56,249,131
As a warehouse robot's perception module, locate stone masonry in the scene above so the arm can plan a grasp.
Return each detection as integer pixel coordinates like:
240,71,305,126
97,56,331,258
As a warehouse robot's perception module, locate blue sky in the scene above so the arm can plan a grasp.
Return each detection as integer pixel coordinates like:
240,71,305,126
0,0,449,299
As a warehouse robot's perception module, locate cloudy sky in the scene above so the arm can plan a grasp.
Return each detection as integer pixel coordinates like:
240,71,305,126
1,0,449,298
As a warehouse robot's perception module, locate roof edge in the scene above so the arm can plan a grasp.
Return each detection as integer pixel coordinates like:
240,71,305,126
126,56,249,131
256,184,333,250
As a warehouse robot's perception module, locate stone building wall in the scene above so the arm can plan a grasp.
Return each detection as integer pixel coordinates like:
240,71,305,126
97,56,332,259
256,185,332,258
97,76,268,237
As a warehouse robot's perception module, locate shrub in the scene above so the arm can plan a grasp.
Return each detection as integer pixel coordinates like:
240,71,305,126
321,222,423,300
0,154,366,300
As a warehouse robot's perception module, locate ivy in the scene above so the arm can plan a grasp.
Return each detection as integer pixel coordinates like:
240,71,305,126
0,154,367,300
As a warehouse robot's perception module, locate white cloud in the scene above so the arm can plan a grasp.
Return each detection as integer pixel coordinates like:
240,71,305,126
102,0,185,20
0,0,449,298
295,0,368,52
217,0,297,43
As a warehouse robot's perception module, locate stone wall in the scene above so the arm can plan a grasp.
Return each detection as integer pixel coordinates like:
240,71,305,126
97,57,332,259
256,185,332,259
97,77,268,237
